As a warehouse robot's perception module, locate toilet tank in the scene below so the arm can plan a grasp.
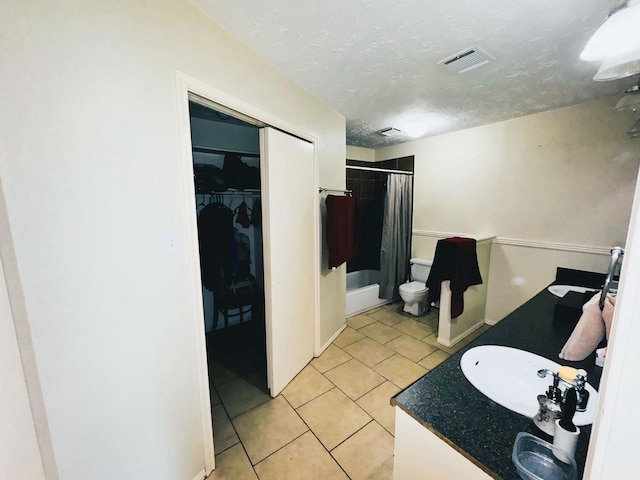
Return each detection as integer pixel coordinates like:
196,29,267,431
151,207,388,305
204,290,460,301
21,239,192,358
410,258,432,282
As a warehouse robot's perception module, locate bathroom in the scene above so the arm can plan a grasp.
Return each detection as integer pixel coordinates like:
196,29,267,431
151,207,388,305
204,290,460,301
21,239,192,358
345,99,637,329
5,2,640,480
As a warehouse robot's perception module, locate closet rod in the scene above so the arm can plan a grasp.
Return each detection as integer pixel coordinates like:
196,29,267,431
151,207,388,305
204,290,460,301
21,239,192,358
192,146,260,158
346,165,413,175
196,190,261,196
319,187,353,195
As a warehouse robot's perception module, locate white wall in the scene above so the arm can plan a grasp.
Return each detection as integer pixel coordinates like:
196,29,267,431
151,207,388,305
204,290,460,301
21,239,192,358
377,98,640,321
0,255,45,480
0,2,345,479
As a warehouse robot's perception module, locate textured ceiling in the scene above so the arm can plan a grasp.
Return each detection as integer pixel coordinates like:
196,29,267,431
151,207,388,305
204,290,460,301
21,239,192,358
189,0,635,148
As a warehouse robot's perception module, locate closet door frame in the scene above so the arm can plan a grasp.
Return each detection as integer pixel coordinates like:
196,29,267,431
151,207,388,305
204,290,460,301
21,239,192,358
174,72,321,476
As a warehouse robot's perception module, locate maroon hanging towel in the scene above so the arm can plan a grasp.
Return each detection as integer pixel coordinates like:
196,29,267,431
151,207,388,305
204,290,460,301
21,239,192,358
325,194,358,269
426,237,482,318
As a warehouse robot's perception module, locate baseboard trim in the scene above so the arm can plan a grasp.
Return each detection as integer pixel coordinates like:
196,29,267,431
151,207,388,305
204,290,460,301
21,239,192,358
437,320,486,347
318,323,347,356
192,469,207,480
484,318,500,326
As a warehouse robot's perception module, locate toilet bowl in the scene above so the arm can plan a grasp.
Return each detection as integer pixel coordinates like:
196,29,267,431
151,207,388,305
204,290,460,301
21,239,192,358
399,258,432,316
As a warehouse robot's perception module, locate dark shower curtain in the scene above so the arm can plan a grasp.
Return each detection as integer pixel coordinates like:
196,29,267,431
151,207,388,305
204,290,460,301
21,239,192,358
378,173,413,299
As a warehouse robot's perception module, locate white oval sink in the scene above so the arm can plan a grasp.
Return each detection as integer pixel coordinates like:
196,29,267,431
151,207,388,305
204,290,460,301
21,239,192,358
460,345,598,425
548,285,596,298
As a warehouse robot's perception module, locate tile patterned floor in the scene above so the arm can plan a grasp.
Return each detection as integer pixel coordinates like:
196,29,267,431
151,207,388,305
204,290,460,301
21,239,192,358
207,302,491,480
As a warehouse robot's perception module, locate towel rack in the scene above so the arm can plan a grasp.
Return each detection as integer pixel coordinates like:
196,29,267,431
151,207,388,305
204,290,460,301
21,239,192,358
319,187,353,196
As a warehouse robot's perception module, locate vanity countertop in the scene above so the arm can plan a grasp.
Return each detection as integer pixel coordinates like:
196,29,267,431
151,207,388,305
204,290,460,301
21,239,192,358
391,283,603,479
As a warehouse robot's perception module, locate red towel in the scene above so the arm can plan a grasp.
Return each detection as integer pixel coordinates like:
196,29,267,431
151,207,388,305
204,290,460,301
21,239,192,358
426,237,482,318
325,195,358,269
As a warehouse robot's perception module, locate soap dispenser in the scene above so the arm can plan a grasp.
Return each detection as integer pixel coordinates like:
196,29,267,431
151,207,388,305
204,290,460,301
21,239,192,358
532,371,563,436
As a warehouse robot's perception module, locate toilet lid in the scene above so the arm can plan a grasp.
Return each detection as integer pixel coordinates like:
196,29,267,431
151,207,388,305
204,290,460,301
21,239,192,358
401,281,428,294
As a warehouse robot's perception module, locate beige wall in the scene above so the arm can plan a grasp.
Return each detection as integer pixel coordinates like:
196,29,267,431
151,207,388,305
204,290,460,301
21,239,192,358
377,98,640,322
0,2,344,479
346,145,376,162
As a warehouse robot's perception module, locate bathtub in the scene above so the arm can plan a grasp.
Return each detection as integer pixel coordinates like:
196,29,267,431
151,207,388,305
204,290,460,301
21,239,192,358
346,269,393,317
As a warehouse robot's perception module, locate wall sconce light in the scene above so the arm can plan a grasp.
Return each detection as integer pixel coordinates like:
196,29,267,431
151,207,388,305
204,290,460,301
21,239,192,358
581,2,640,81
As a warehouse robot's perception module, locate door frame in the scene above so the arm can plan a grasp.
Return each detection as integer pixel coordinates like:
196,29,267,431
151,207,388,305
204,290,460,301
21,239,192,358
173,71,321,475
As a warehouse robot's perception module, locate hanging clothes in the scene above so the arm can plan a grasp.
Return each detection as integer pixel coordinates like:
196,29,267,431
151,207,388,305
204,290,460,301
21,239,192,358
426,237,482,318
325,194,358,269
251,198,262,227
235,201,251,228
198,201,234,291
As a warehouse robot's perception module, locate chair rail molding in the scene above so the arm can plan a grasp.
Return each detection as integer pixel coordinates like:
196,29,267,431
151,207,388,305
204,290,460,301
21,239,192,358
412,230,612,255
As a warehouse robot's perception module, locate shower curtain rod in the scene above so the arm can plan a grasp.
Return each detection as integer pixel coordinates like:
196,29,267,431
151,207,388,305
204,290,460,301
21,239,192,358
346,165,413,175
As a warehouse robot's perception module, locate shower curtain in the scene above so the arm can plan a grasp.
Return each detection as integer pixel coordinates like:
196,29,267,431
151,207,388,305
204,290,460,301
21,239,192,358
378,173,413,299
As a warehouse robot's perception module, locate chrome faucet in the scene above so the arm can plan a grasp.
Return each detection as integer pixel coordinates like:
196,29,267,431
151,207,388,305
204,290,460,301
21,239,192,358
537,368,590,412
600,246,624,310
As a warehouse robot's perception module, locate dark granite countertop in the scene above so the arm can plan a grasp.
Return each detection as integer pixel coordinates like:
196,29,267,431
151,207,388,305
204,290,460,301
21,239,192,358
392,278,604,479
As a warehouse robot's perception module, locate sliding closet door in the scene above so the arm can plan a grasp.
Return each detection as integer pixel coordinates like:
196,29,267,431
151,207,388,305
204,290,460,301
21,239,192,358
260,127,316,397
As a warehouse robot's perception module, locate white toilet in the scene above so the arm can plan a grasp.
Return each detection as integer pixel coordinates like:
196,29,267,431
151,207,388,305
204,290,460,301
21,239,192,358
399,258,433,316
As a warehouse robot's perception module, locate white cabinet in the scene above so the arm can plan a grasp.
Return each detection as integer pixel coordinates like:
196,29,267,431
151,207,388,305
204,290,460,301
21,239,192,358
393,407,494,480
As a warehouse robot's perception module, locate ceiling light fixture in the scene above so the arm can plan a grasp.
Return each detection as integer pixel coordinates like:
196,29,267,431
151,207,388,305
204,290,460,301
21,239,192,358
614,81,640,111
581,1,640,81
627,118,640,138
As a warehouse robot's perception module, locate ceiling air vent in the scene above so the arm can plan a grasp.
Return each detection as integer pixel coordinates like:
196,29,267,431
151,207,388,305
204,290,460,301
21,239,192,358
439,47,493,73
377,127,402,137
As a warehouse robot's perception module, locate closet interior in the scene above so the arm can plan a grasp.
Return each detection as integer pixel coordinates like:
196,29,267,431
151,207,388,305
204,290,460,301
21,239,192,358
189,99,267,394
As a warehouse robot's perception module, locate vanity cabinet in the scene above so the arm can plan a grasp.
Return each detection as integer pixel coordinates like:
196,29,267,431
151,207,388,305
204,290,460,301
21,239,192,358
391,279,603,479
393,408,492,479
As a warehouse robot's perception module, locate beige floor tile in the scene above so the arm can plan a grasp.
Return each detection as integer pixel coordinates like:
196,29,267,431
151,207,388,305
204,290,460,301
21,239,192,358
216,377,271,419
209,360,239,386
384,334,437,362
356,381,401,435
374,354,428,389
382,301,403,312
367,308,406,326
311,344,353,373
282,364,334,408
233,396,308,465
332,421,395,480
393,318,436,340
358,322,403,344
343,337,395,367
208,443,257,480
347,313,377,330
324,358,385,400
418,350,451,370
368,305,386,314
212,404,239,453
422,333,466,354
254,431,348,480
297,388,371,450
333,327,365,348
